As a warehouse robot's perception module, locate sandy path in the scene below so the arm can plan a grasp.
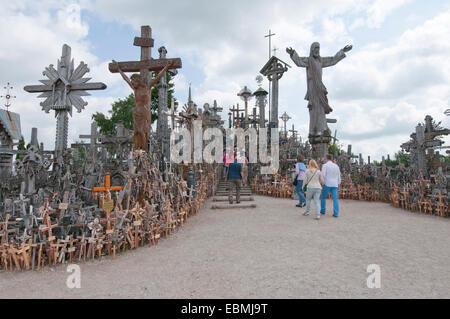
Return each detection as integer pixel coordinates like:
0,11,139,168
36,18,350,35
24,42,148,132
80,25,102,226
1,196,449,299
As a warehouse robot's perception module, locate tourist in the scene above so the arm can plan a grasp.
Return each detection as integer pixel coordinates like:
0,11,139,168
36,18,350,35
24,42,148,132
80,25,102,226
303,159,325,219
320,154,341,217
226,152,243,204
237,148,249,185
294,155,307,207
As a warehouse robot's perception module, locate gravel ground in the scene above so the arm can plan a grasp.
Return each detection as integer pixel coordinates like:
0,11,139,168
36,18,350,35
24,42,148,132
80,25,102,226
1,196,449,299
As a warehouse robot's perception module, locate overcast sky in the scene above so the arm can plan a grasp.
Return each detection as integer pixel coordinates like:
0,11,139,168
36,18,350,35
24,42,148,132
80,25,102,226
1,0,449,160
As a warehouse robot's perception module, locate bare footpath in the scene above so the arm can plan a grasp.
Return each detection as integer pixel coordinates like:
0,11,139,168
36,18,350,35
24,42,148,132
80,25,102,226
1,196,449,299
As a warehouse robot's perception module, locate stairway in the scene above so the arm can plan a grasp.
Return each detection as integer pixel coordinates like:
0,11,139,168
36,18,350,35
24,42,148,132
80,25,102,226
211,179,256,209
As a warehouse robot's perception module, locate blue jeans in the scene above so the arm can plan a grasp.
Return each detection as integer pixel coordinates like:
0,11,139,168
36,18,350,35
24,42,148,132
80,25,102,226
320,185,339,216
296,180,306,205
306,188,321,215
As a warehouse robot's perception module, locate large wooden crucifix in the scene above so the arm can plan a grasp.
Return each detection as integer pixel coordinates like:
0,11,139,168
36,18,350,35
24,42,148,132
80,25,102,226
109,25,182,152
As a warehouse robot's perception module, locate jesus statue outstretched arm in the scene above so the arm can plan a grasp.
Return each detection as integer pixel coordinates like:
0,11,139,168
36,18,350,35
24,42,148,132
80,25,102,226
286,47,308,68
322,45,352,68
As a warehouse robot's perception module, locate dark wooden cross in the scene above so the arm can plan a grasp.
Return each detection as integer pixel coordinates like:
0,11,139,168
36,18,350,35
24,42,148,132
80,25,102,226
289,124,298,139
229,104,244,127
108,25,182,83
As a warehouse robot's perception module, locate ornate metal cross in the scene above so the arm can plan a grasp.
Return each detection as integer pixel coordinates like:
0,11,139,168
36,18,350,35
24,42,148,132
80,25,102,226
24,44,107,158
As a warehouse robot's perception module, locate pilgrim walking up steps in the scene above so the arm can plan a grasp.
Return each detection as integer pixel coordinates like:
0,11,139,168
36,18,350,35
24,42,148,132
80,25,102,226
211,152,256,210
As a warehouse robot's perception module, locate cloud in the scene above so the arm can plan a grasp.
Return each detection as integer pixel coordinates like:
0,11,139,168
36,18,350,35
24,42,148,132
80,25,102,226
2,0,450,162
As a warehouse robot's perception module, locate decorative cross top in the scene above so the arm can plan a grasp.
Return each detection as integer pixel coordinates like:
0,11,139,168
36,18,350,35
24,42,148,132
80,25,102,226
24,44,106,157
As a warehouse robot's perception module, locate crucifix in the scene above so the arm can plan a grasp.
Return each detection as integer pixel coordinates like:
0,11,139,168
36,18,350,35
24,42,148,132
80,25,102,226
109,25,182,152
24,44,106,159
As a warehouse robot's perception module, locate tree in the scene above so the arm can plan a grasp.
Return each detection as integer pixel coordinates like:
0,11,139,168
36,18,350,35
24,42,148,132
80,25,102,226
328,142,343,156
16,136,26,160
395,150,409,167
92,72,176,135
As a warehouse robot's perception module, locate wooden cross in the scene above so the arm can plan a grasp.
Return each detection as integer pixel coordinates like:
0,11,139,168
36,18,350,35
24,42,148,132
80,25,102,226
412,172,431,199
289,124,298,139
433,191,447,217
93,175,123,208
108,25,182,83
230,104,244,126
58,191,70,221
163,107,181,131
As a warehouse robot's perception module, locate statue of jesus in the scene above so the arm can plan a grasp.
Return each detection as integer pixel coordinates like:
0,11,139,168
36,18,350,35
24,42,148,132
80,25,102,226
286,42,352,139
111,60,172,152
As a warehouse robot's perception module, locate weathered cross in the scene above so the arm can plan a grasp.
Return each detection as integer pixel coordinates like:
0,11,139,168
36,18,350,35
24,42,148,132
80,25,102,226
78,122,103,159
24,44,106,158
108,26,182,83
229,104,244,127
289,124,298,139
280,112,291,137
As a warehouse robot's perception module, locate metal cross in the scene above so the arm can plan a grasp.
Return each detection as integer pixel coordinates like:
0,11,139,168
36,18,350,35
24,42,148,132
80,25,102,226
264,29,276,59
1,83,16,110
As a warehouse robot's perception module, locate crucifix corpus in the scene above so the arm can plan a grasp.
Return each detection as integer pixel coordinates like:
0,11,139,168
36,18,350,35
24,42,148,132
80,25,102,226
109,25,182,152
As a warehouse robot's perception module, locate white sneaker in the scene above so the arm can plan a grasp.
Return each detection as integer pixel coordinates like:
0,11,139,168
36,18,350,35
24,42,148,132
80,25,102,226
303,211,310,216
314,215,320,220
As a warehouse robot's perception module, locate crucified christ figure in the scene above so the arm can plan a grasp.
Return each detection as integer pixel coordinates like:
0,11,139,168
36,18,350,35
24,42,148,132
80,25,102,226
111,60,173,151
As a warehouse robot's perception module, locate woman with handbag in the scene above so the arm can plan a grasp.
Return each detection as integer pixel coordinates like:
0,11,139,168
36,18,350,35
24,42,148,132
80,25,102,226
303,159,325,220
293,155,307,207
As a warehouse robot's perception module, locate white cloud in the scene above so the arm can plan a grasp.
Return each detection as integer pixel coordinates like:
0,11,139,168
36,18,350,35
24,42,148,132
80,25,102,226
2,0,450,162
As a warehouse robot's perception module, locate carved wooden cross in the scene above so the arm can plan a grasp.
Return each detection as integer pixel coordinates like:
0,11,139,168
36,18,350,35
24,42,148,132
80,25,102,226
108,26,182,83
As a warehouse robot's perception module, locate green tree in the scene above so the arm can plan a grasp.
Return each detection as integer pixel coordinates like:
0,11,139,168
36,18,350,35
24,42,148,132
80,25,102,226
16,136,26,160
328,142,343,156
92,72,176,135
395,150,409,167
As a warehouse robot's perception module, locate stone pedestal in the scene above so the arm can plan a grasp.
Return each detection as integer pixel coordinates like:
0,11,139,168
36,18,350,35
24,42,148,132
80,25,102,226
309,134,331,160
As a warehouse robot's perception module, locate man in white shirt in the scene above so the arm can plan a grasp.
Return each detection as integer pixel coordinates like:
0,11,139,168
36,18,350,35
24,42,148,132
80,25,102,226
320,154,341,217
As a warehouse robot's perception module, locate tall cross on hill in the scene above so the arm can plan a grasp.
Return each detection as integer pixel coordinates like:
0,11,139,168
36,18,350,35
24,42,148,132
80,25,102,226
109,25,182,151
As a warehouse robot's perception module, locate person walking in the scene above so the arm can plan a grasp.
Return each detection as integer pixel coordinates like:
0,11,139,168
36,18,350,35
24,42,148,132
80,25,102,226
226,153,243,204
294,155,307,207
303,159,325,219
320,154,341,217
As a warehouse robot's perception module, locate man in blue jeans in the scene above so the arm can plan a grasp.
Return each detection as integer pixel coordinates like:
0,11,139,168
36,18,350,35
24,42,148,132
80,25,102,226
320,154,341,217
